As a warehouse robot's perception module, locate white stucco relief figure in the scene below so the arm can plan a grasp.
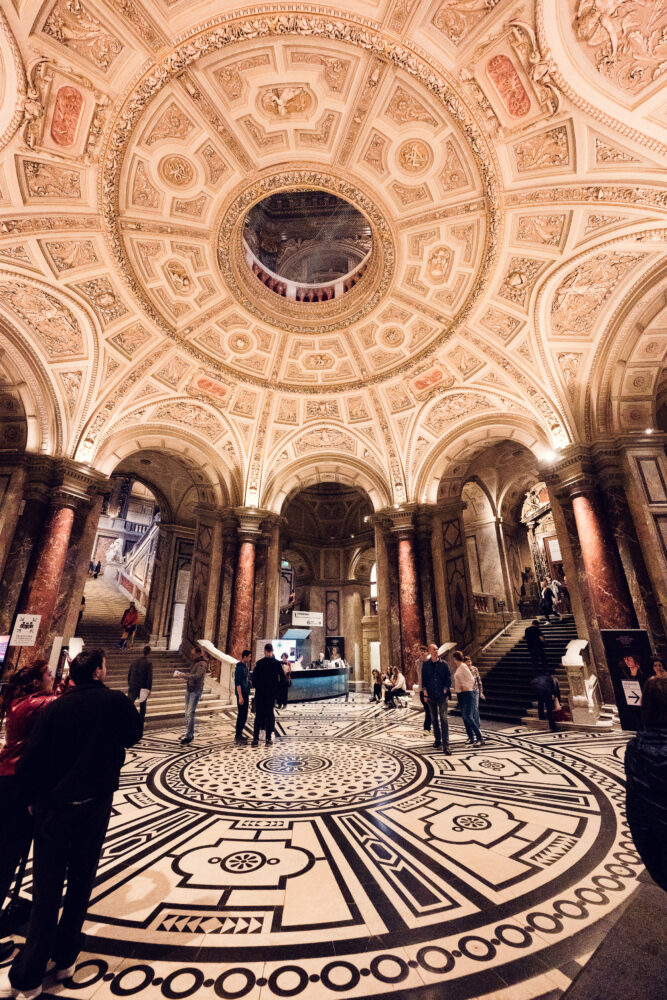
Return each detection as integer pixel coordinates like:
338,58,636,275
106,537,125,563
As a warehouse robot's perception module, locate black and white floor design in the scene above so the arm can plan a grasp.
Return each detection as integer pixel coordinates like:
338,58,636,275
3,700,641,999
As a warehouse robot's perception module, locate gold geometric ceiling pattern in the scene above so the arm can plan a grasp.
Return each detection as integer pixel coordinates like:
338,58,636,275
0,0,666,510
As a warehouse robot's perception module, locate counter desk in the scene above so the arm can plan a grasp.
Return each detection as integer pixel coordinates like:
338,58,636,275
288,666,349,702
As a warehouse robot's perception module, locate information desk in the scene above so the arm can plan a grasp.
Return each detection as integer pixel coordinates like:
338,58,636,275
288,666,348,702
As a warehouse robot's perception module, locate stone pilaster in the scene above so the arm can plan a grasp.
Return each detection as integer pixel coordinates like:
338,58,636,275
433,498,474,650
183,506,226,650
262,516,282,641
617,434,667,656
593,440,666,658
144,523,195,648
0,457,27,583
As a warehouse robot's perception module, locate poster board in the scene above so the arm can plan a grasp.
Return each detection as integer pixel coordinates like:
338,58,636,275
601,628,654,731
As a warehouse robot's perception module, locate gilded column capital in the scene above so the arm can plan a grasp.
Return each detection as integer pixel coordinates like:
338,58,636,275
234,506,274,541
377,504,420,537
540,444,597,501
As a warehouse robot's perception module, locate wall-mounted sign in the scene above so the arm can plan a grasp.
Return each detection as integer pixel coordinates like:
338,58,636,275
292,610,323,627
10,614,41,647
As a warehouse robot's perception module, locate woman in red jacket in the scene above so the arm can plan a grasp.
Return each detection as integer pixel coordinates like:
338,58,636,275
0,659,58,927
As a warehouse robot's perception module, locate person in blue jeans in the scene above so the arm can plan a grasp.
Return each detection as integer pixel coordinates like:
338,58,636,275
452,651,484,746
421,644,452,754
174,650,207,744
234,650,252,744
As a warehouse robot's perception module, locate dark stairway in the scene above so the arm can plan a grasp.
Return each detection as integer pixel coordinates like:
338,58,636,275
474,616,579,724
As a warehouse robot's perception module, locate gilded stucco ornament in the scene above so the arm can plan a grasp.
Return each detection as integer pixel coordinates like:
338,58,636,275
99,5,501,394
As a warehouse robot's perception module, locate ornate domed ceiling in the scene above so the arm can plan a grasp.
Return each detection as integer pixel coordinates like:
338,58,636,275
0,1,665,509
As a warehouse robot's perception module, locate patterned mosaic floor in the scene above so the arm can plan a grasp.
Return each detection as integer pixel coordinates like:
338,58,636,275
3,700,642,1000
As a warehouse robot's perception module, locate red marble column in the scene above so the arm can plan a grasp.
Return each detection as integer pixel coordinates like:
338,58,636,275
14,501,76,659
228,537,257,659
390,511,425,689
570,490,637,630
0,492,49,637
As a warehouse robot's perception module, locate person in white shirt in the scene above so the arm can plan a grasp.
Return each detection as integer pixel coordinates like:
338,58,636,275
452,650,483,745
385,667,407,709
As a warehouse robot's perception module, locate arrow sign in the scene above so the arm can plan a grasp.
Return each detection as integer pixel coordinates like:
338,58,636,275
621,680,642,706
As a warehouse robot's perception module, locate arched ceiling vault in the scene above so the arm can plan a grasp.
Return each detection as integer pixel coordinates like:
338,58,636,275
1,1,666,502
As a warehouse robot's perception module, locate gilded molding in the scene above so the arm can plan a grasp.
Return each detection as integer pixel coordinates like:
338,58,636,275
0,8,27,154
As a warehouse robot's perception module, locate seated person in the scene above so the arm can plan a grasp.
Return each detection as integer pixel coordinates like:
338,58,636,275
385,667,408,708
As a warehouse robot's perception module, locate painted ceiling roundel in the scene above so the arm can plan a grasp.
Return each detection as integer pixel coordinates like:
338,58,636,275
0,1,666,504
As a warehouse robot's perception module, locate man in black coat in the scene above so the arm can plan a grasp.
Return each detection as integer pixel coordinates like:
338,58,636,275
525,619,548,674
2,649,141,997
251,643,283,747
421,644,452,754
127,644,153,732
625,676,667,891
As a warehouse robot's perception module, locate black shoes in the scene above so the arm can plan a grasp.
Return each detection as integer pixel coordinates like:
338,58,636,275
442,746,451,755
251,739,259,747
179,735,193,744
433,741,441,749
265,738,272,746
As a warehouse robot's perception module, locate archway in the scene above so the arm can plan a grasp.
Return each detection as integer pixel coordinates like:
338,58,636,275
81,446,220,650
278,482,376,685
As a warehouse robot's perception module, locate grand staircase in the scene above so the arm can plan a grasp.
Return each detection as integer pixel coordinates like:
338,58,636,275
473,616,579,725
76,578,231,730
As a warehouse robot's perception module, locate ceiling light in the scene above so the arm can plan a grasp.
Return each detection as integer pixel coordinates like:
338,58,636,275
645,428,654,435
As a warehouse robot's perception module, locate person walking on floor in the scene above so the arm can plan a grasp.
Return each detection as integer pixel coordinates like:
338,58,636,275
277,653,291,710
174,649,207,745
127,646,153,734
421,644,451,754
465,655,485,736
525,619,549,674
452,651,484,746
92,560,101,579
417,644,431,732
0,661,59,947
251,643,283,747
234,650,251,745
0,649,141,1000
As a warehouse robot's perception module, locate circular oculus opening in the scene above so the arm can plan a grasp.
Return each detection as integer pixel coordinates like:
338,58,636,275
243,190,372,303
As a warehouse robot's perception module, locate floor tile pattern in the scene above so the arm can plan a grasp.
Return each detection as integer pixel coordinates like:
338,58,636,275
3,700,642,1000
